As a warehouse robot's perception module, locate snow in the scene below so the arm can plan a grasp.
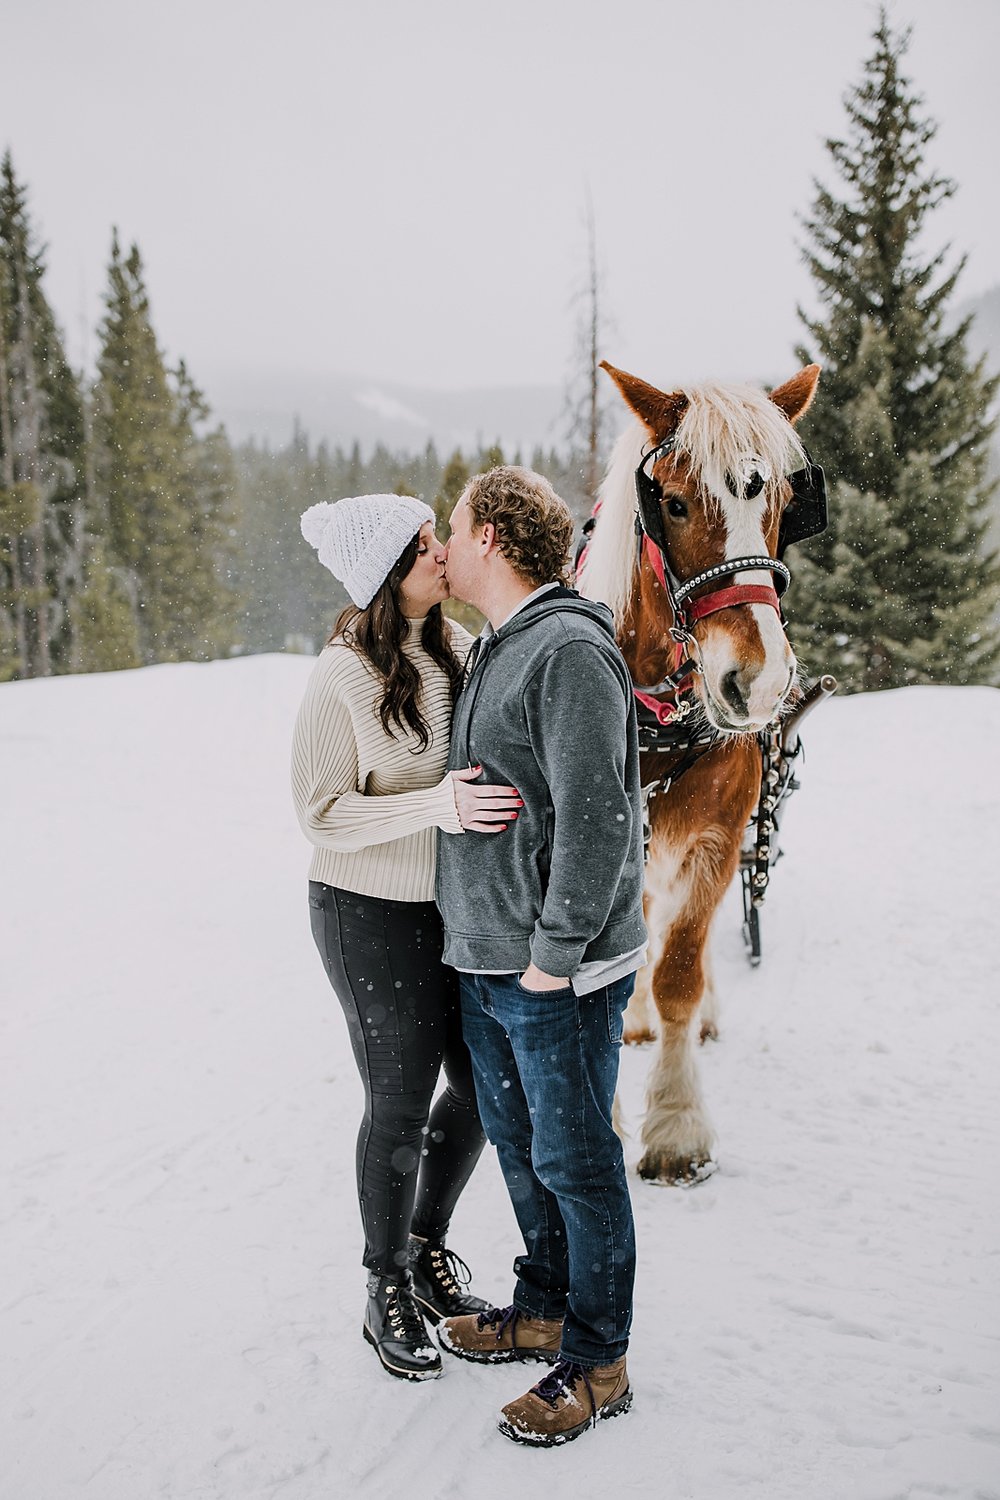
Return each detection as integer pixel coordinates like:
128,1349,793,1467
2,659,998,1500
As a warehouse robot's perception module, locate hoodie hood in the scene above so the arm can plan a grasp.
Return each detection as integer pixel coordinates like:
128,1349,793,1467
490,586,618,644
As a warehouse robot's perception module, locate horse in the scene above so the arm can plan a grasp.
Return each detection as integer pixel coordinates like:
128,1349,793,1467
579,359,823,1184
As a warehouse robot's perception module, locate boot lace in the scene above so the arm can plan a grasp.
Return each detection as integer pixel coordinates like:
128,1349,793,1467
385,1283,429,1346
475,1304,521,1343
426,1244,473,1299
532,1360,597,1424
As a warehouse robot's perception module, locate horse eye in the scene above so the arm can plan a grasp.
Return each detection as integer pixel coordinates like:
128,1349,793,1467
666,497,688,519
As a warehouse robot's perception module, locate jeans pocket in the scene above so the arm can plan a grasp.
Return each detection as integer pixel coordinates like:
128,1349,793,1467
606,986,627,1046
514,975,574,997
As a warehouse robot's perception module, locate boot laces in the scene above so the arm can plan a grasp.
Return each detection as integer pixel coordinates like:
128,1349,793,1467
475,1304,520,1341
427,1244,473,1298
532,1360,597,1424
385,1283,429,1345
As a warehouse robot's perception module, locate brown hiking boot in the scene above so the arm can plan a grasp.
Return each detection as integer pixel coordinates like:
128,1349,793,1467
438,1304,562,1365
497,1357,632,1446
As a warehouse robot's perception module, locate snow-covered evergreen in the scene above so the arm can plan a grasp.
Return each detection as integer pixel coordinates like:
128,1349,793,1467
791,12,1000,690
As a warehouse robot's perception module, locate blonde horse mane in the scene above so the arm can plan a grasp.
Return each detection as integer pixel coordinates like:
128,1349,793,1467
580,381,806,626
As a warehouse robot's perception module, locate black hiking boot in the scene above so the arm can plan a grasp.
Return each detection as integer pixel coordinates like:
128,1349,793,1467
407,1235,491,1325
363,1271,442,1381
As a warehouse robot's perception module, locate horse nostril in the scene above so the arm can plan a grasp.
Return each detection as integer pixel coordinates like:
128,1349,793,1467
721,669,747,717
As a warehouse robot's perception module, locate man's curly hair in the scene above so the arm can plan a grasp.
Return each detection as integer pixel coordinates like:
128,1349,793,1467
463,466,575,588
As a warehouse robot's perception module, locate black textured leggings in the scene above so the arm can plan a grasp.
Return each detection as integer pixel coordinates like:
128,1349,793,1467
308,882,486,1276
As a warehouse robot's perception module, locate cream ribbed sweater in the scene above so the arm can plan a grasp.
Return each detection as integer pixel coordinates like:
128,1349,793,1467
291,616,474,901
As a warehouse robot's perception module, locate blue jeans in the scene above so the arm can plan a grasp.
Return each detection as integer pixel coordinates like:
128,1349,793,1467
458,971,636,1366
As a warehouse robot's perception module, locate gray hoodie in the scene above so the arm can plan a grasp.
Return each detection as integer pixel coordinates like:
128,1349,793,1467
436,587,647,978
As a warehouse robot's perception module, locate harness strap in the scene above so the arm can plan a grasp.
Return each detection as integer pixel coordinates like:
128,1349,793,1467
634,686,681,725
643,534,668,593
687,583,781,621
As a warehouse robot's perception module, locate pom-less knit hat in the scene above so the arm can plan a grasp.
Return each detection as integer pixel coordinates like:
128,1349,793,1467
300,493,436,608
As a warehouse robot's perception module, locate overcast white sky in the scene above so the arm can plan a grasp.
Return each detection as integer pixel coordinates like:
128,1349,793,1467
3,0,998,397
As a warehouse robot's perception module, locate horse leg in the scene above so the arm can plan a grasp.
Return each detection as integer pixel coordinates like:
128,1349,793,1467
622,888,661,1045
623,843,687,1045
638,912,716,1183
699,936,719,1043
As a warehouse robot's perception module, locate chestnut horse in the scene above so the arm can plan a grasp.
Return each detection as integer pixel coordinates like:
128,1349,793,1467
580,360,821,1183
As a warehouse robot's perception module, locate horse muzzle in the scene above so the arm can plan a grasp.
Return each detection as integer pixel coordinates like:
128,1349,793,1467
698,652,797,734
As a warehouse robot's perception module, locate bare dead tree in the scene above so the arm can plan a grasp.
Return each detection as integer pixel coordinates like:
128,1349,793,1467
563,191,614,515
583,195,601,505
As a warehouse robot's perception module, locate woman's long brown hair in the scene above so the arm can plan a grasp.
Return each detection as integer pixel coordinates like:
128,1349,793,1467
329,532,465,750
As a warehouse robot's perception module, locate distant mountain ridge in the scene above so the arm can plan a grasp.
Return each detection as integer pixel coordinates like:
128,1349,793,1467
207,286,999,461
207,370,567,456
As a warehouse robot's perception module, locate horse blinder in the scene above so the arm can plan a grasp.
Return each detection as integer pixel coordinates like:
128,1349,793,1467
635,441,673,554
777,451,827,558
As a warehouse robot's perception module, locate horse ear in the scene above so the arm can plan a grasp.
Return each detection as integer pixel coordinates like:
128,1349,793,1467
600,360,687,437
769,364,821,425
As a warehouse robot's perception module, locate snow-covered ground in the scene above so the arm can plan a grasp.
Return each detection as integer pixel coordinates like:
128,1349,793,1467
2,659,998,1500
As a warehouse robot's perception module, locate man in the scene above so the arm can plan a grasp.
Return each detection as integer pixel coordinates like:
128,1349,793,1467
436,466,647,1446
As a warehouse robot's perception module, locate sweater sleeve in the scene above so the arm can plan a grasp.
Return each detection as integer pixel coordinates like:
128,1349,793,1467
520,639,635,977
290,654,463,854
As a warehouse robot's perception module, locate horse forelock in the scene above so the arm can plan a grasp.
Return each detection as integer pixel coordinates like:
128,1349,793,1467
674,381,806,508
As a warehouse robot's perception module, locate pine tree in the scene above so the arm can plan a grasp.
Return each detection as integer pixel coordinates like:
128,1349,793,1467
170,360,239,659
230,433,354,654
92,235,238,665
477,443,505,472
790,11,1000,690
429,447,474,626
0,152,86,679
71,536,142,672
433,448,470,534
92,232,179,660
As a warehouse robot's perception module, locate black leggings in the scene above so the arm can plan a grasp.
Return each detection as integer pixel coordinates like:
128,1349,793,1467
309,882,486,1276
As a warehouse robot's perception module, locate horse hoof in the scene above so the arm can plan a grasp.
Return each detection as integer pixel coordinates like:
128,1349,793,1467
699,1021,719,1044
678,1158,718,1187
623,1028,657,1047
637,1153,717,1186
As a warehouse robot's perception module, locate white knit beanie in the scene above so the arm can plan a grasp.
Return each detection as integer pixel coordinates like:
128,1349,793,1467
300,493,436,608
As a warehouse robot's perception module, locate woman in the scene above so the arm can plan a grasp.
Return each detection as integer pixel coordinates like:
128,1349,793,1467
292,492,519,1383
